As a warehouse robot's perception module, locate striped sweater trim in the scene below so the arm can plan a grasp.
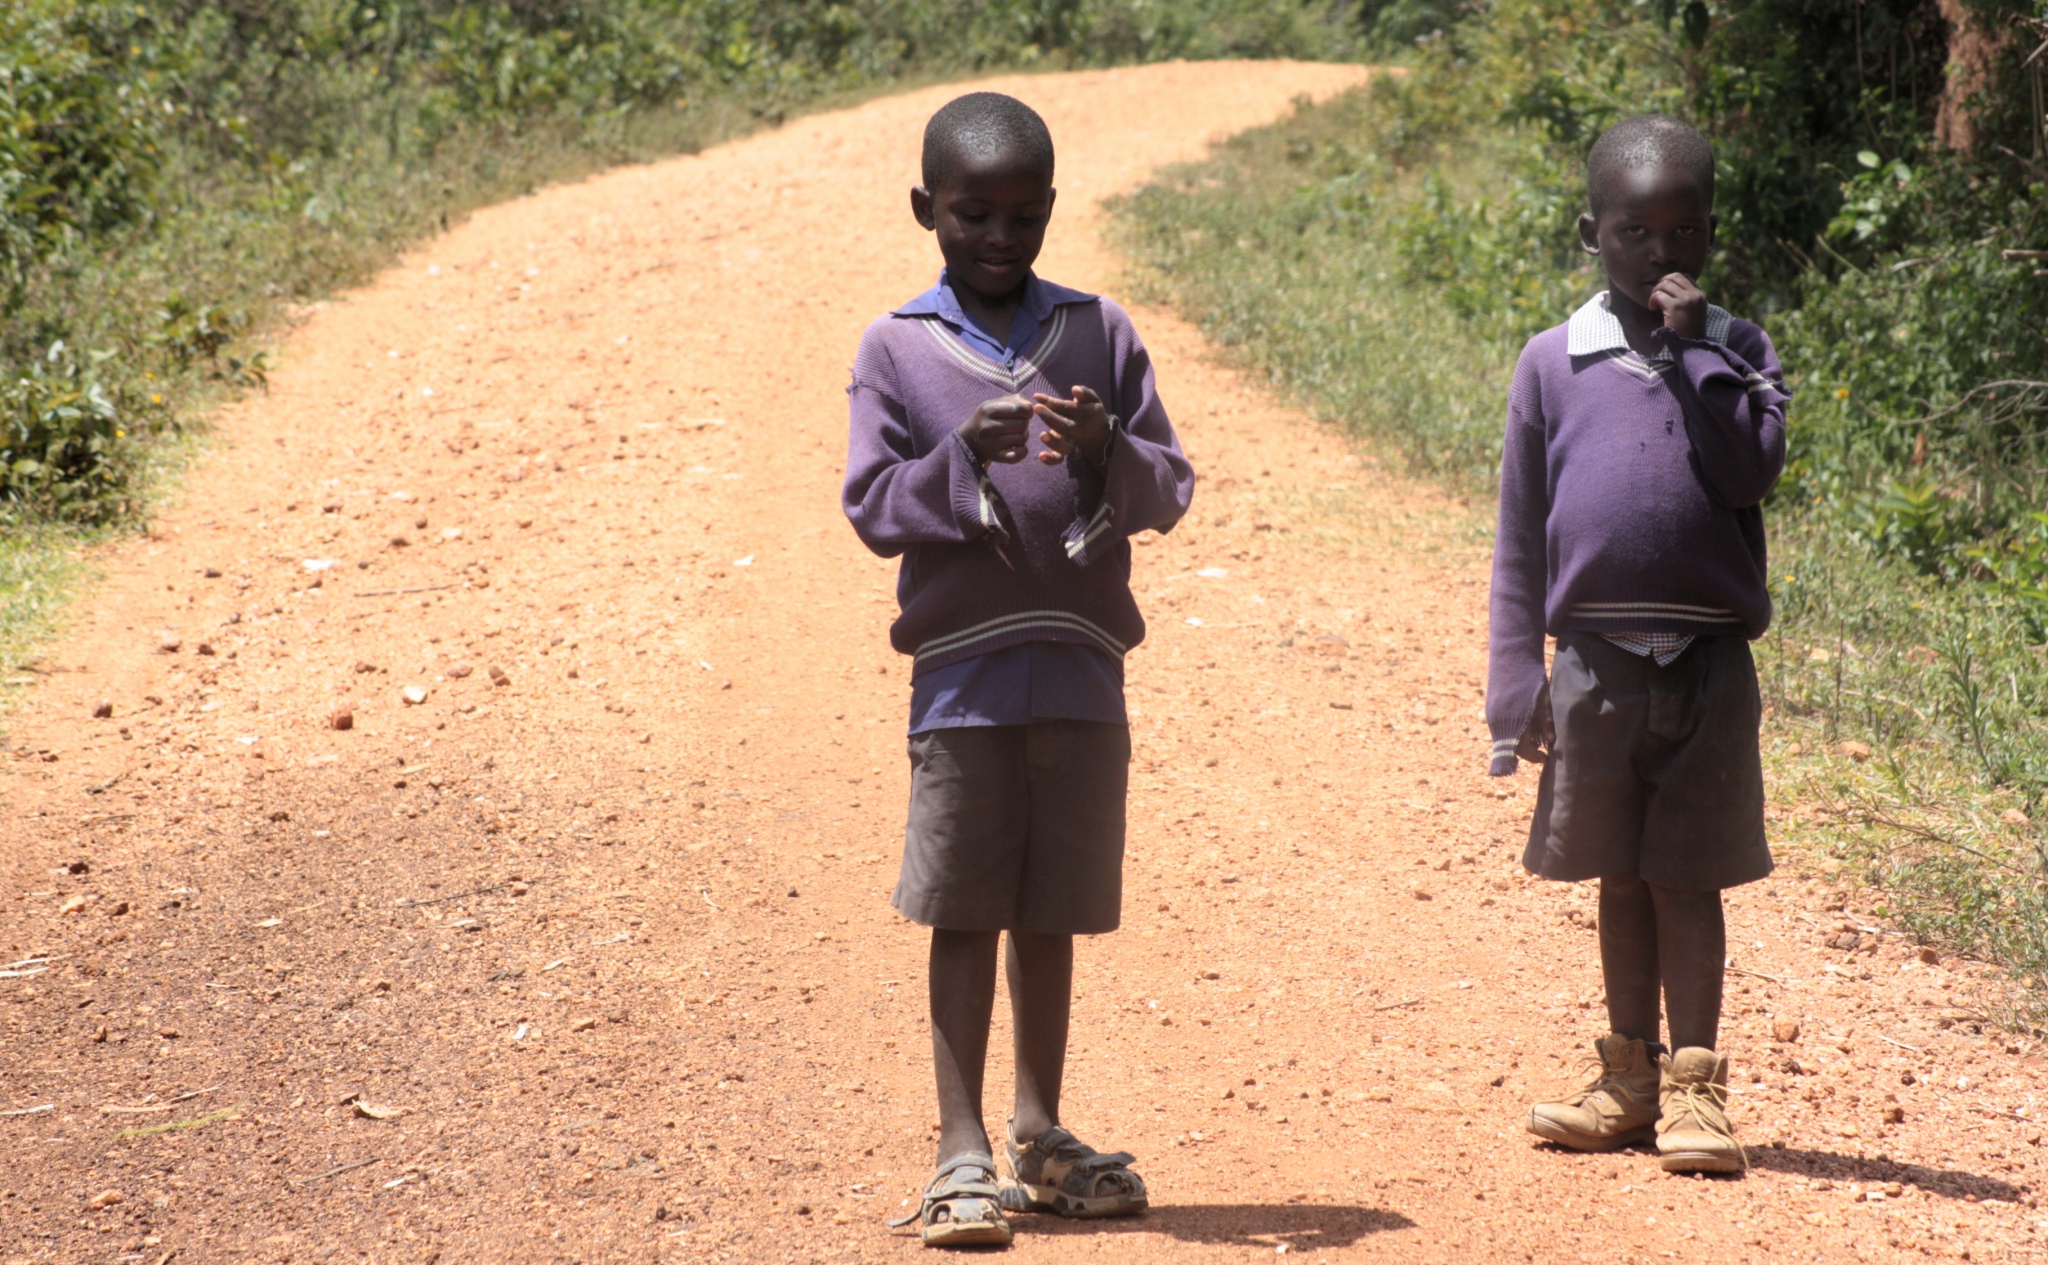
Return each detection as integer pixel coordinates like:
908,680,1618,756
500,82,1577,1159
1568,600,1743,622
914,609,1128,663
918,306,1070,393
1064,501,1116,561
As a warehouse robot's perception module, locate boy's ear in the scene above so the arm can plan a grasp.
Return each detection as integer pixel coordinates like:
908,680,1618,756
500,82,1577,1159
910,185,936,231
1577,212,1601,258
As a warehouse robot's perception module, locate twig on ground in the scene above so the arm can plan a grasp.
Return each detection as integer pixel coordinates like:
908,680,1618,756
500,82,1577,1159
84,770,128,795
289,1157,380,1186
353,584,456,598
1,1103,54,1117
102,1086,221,1114
0,966,49,979
2,956,57,970
399,883,504,907
1974,1104,2030,1122
701,890,720,911
114,1104,246,1140
1372,997,1422,1011
1725,967,1785,985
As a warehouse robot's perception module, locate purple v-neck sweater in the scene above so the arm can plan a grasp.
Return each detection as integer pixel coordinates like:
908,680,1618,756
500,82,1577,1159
1485,302,1791,775
843,289,1194,672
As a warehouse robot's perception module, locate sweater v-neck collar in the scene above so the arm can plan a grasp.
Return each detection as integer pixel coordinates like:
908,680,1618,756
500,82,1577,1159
896,272,1096,393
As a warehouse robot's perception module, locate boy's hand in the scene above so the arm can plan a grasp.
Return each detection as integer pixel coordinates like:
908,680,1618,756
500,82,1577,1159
958,395,1035,465
1515,681,1555,766
1031,385,1112,469
1648,272,1708,341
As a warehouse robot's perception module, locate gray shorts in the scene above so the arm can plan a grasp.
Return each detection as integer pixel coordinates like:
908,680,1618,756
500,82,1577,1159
1524,631,1772,892
893,720,1130,935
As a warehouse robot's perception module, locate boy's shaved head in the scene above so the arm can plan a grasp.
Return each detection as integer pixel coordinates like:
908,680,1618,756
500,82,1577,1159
921,92,1054,192
1587,114,1714,215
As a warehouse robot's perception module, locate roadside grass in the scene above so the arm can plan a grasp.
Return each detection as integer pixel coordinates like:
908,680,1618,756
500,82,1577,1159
1112,86,2048,1027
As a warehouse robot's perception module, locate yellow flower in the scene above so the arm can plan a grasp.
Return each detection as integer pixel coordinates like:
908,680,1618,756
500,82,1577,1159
116,429,126,438
1834,387,1850,401
150,394,162,404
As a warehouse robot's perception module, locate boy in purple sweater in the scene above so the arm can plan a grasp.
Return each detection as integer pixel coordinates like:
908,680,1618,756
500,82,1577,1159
843,93,1192,1247
1486,115,1790,1174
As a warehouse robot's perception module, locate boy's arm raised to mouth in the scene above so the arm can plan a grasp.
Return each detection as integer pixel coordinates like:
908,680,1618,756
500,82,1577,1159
1659,320,1790,510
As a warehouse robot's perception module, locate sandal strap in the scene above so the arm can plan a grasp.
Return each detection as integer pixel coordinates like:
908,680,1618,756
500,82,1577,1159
1010,1123,1139,1188
888,1153,1003,1228
1067,1150,1137,1175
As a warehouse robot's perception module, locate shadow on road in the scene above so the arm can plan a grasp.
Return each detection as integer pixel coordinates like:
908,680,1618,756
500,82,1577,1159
1750,1145,2025,1203
1014,1202,1417,1249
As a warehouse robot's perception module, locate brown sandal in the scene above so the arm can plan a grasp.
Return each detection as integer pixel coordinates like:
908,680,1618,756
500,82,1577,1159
889,1153,1013,1248
998,1123,1147,1218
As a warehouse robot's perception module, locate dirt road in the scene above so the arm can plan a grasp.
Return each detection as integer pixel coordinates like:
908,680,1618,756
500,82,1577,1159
2,62,2042,1265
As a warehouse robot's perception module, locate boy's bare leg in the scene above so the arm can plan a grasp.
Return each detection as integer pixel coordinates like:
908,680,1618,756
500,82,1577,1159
1649,883,1726,1051
1598,871,1663,1045
930,928,1001,1164
1005,929,1073,1143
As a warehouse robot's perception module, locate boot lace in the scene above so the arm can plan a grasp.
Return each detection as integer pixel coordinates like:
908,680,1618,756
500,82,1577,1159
1664,1078,1748,1168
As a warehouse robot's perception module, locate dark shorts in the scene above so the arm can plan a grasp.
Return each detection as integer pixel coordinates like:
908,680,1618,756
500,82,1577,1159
893,720,1130,935
1524,632,1772,892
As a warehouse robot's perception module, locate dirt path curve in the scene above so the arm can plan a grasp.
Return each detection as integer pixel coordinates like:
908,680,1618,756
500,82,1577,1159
3,62,2043,1265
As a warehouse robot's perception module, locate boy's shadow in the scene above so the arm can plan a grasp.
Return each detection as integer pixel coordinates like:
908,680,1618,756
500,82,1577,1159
1015,1202,1415,1249
1749,1145,2026,1202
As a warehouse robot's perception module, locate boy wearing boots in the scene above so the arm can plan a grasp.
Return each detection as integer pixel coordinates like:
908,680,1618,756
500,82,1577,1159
1485,114,1790,1173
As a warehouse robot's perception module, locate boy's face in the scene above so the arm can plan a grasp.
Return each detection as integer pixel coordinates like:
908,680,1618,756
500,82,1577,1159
911,147,1056,304
1578,165,1716,310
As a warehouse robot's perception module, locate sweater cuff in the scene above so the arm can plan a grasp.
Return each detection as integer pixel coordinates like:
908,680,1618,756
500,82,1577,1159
1488,740,1519,777
947,432,1009,544
1060,420,1120,568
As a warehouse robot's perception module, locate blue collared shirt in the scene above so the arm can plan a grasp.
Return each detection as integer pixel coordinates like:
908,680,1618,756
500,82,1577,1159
900,271,1128,735
893,270,1096,370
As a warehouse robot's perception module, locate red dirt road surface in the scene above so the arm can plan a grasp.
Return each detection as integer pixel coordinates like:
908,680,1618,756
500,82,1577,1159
3,63,2044,1265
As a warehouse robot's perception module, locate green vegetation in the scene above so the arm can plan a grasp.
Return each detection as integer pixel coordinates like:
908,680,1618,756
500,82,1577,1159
0,0,1371,671
1113,1,2048,1020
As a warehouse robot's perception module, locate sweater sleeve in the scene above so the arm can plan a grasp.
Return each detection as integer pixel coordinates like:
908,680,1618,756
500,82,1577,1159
1063,303,1195,567
1657,322,1790,510
1485,344,1551,776
841,329,1007,559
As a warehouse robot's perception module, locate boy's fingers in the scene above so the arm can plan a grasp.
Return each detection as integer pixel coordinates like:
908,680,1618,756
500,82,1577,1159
1070,384,1102,405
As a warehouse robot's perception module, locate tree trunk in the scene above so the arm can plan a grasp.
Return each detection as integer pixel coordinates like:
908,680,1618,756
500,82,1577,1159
1933,0,2010,152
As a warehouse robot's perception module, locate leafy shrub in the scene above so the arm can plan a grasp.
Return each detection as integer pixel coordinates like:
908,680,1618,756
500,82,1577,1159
0,4,165,305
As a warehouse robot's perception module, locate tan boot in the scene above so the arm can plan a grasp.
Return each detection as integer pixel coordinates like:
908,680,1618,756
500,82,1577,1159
1657,1047,1746,1173
1528,1034,1660,1151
